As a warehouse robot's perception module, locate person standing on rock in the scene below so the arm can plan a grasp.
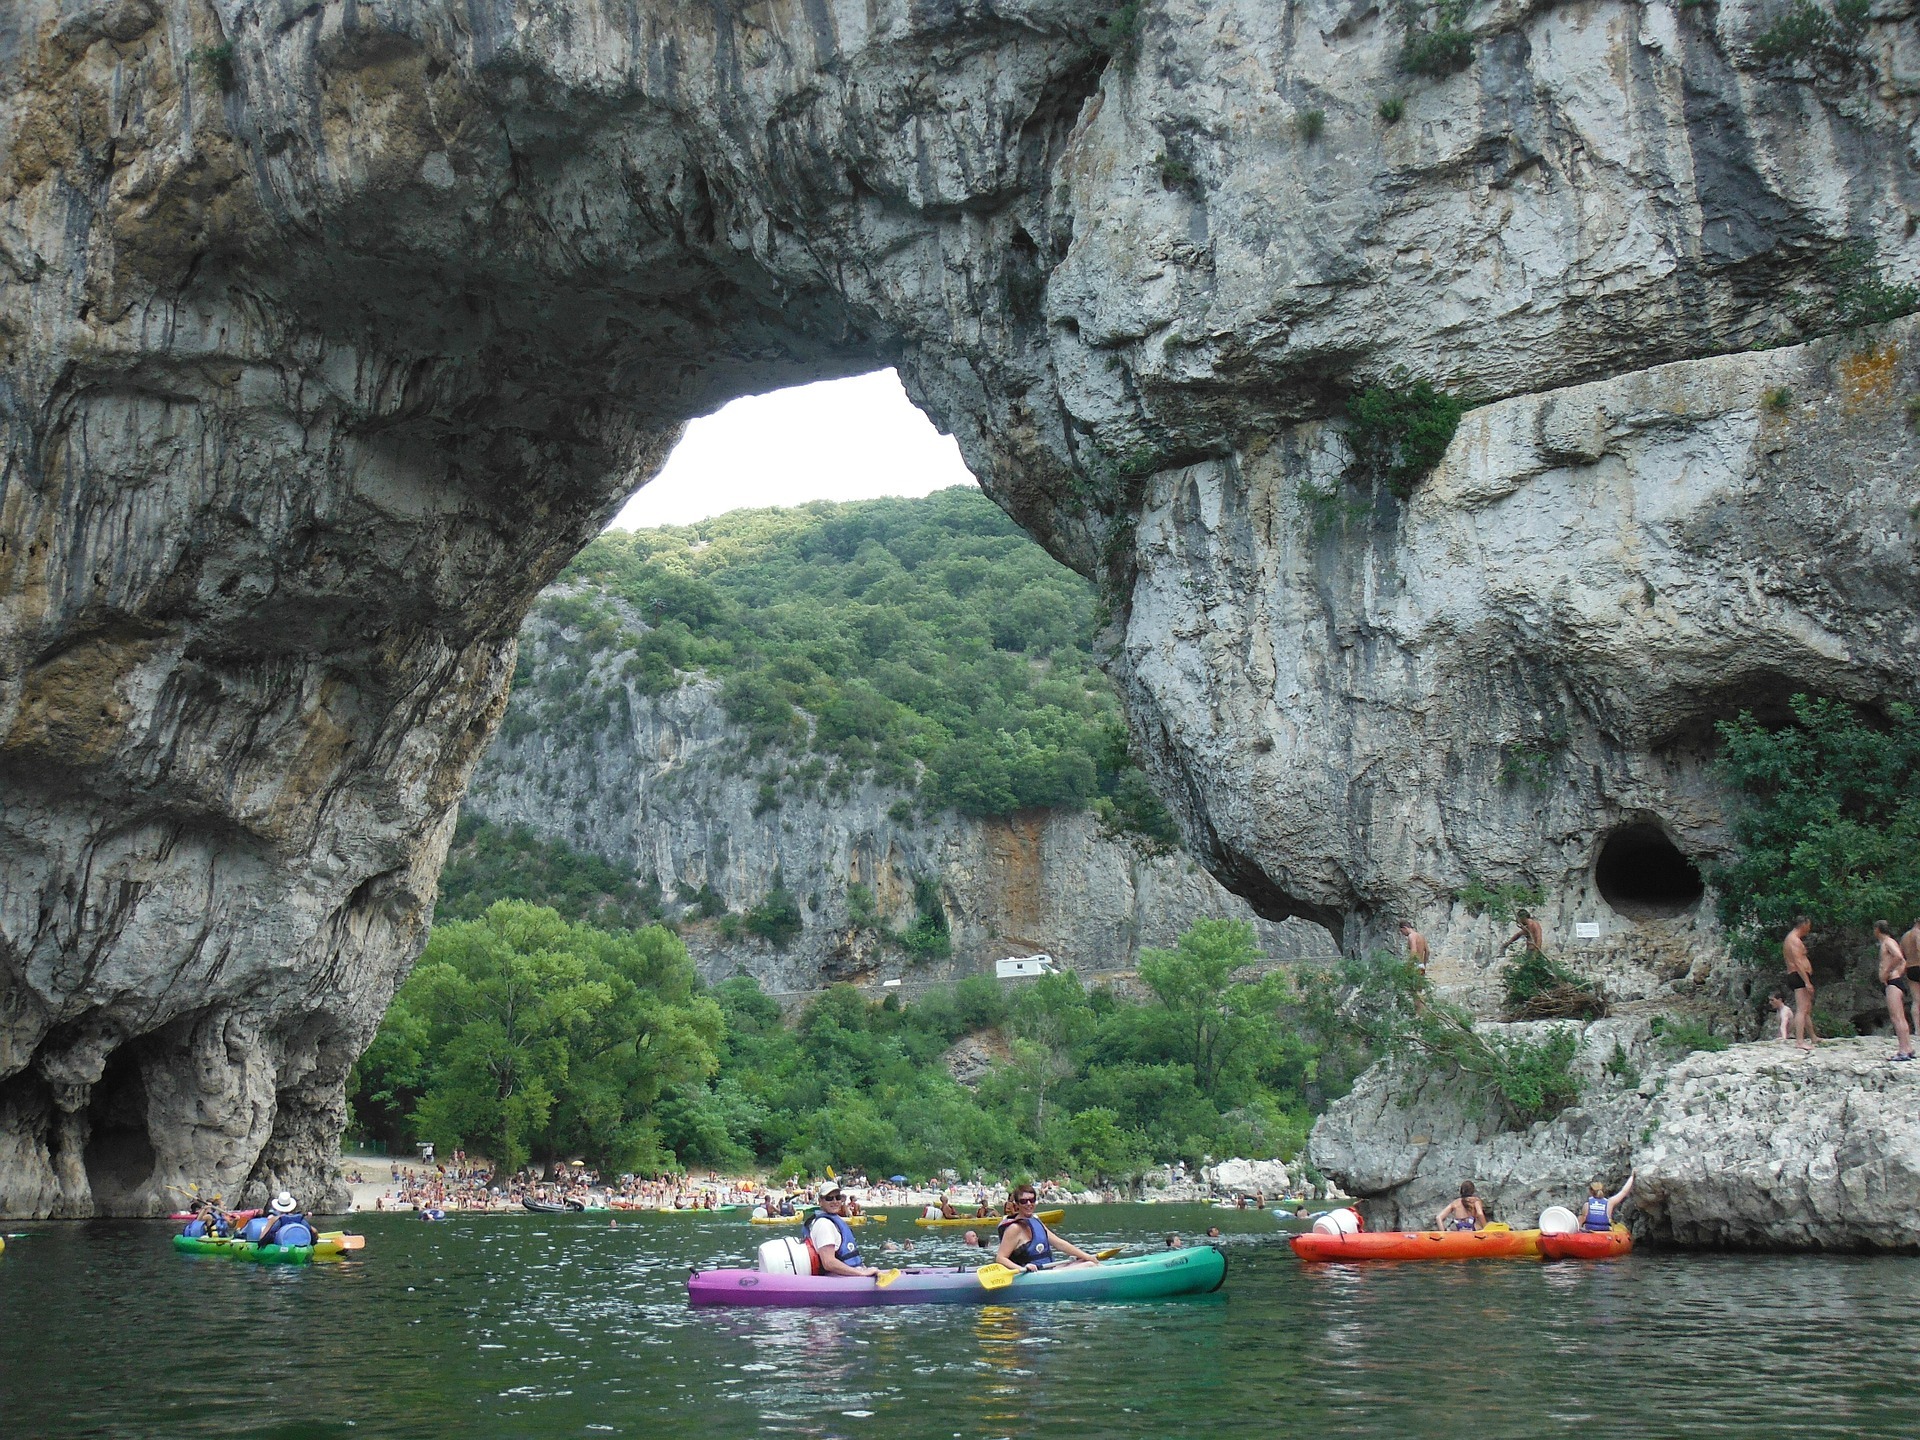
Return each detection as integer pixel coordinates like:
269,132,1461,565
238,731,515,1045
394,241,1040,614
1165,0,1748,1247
1901,916,1920,1043
1783,917,1817,1052
1500,911,1546,959
1874,922,1915,1062
1399,921,1430,980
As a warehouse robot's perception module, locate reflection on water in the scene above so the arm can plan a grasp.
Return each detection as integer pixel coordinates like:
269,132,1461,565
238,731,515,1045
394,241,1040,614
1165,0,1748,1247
2,1207,1917,1438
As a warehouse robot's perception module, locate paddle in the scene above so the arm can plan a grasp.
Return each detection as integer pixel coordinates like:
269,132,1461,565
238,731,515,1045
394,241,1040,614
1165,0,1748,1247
976,1262,1019,1290
874,1269,903,1288
317,1231,366,1251
1093,1248,1123,1260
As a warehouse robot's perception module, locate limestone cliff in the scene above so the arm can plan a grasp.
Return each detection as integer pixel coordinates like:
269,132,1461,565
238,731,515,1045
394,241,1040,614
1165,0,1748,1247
463,597,1334,993
1311,1028,1920,1250
2,0,1916,1215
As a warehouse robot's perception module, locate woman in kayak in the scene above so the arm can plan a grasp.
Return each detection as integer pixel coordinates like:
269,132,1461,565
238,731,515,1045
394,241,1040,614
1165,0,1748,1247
1580,1175,1634,1231
1434,1181,1487,1232
994,1186,1101,1272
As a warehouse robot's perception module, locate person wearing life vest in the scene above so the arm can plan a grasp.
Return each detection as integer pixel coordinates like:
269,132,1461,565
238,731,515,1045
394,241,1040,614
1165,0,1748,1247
805,1186,880,1278
994,1185,1100,1273
1581,1175,1634,1232
256,1192,318,1248
180,1201,212,1238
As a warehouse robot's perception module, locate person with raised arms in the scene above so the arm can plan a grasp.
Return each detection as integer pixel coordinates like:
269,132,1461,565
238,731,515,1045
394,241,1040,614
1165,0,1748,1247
994,1184,1100,1273
1580,1175,1634,1231
806,1185,880,1279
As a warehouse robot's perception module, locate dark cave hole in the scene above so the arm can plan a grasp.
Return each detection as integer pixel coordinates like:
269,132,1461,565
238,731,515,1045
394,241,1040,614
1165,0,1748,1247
82,1048,156,1208
1595,822,1704,919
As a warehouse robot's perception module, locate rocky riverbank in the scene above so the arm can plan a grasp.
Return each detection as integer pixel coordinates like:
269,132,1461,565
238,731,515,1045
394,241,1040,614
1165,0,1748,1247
1310,1028,1920,1251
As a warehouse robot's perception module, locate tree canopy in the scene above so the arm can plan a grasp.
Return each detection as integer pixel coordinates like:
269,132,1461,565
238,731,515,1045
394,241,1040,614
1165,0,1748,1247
1710,695,1920,965
498,488,1178,843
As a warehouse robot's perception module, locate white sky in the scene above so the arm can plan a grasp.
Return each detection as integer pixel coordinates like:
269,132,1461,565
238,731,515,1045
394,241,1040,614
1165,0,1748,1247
609,369,979,530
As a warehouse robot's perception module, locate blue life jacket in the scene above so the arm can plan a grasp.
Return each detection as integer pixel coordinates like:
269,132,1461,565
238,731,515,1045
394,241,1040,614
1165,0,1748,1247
998,1216,1055,1268
210,1215,233,1238
241,1216,271,1242
1582,1196,1612,1232
182,1219,208,1238
809,1211,862,1268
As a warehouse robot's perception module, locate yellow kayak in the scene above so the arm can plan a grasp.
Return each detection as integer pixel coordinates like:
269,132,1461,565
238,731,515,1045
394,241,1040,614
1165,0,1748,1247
749,1214,885,1225
915,1209,1062,1228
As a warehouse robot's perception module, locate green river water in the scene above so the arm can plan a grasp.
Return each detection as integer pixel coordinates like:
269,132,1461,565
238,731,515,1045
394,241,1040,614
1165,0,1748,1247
1,1205,1913,1438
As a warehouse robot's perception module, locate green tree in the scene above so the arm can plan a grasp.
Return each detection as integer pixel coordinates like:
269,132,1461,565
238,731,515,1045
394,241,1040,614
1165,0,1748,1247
390,902,721,1172
1711,697,1920,964
1137,919,1284,1097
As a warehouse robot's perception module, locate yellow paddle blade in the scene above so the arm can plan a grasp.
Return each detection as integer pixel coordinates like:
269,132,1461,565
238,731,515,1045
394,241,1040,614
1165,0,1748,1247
874,1269,902,1288
1094,1248,1123,1260
317,1232,366,1251
976,1263,1018,1290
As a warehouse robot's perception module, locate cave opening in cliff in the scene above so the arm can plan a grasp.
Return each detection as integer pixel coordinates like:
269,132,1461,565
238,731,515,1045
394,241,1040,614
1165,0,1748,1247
1595,823,1704,919
81,1048,156,1210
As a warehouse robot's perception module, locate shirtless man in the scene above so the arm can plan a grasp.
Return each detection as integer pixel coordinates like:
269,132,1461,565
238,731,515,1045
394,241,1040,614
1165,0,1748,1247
1783,916,1816,1052
1500,910,1546,958
1435,1180,1488,1232
1398,921,1431,979
1902,917,1920,1044
1874,922,1915,1062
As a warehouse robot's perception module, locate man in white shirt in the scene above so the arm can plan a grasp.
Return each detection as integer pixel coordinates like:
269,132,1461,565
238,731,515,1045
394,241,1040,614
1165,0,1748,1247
807,1186,880,1278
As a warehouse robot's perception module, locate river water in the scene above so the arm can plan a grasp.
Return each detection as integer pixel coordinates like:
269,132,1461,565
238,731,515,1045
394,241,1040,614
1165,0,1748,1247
2,1205,1912,1438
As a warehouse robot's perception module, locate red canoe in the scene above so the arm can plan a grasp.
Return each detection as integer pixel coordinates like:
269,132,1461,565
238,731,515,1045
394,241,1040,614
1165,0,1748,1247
166,1208,261,1223
1290,1227,1543,1262
1538,1225,1632,1260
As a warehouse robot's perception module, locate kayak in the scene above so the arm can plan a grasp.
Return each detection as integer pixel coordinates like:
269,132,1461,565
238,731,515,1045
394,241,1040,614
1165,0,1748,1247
171,1234,357,1264
1290,1227,1543,1262
915,1210,1061,1228
689,1246,1227,1308
1539,1225,1632,1260
167,1208,260,1224
750,1214,884,1226
522,1199,585,1214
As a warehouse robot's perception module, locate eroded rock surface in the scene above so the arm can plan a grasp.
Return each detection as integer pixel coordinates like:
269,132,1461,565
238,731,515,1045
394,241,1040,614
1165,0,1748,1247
2,0,1917,1212
1312,1030,1920,1250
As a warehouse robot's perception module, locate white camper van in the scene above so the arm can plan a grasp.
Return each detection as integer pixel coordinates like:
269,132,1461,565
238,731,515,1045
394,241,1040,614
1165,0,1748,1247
994,954,1059,979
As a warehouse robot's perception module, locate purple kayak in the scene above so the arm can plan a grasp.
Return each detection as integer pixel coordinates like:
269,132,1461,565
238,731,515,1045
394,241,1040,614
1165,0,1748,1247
687,1246,1226,1307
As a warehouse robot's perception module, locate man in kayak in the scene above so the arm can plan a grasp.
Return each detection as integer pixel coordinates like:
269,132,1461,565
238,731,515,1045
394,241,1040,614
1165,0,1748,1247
1783,916,1817,1052
1581,1175,1634,1230
994,1185,1101,1272
806,1186,882,1279
256,1193,318,1247
1434,1181,1487,1231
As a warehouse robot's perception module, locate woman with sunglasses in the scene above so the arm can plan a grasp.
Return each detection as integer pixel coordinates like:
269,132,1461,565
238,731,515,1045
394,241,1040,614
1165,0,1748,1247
994,1188,1100,1272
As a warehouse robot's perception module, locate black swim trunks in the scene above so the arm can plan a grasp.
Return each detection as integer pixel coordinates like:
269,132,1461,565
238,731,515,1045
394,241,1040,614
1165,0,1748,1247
1786,972,1808,992
1906,967,1920,984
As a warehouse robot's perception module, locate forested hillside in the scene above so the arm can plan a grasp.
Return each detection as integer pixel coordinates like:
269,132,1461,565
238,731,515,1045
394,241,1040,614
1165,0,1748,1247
509,486,1175,840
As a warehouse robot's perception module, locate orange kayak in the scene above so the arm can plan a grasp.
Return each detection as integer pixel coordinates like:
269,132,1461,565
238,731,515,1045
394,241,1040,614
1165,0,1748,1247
1538,1225,1632,1260
1290,1227,1542,1262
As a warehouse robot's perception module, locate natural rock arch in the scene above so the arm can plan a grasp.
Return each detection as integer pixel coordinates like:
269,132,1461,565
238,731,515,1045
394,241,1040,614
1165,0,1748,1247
1,1,1916,1214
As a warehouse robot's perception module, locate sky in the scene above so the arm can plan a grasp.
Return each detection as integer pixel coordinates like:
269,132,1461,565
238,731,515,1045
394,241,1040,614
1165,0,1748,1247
608,369,979,530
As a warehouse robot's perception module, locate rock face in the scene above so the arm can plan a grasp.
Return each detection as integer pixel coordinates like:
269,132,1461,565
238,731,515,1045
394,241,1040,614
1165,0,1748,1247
1311,1029,1920,1250
464,599,1335,993
2,1,1917,1213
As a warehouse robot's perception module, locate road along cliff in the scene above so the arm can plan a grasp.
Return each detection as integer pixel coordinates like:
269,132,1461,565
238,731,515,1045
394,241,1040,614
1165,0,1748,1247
2,1,1916,1213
